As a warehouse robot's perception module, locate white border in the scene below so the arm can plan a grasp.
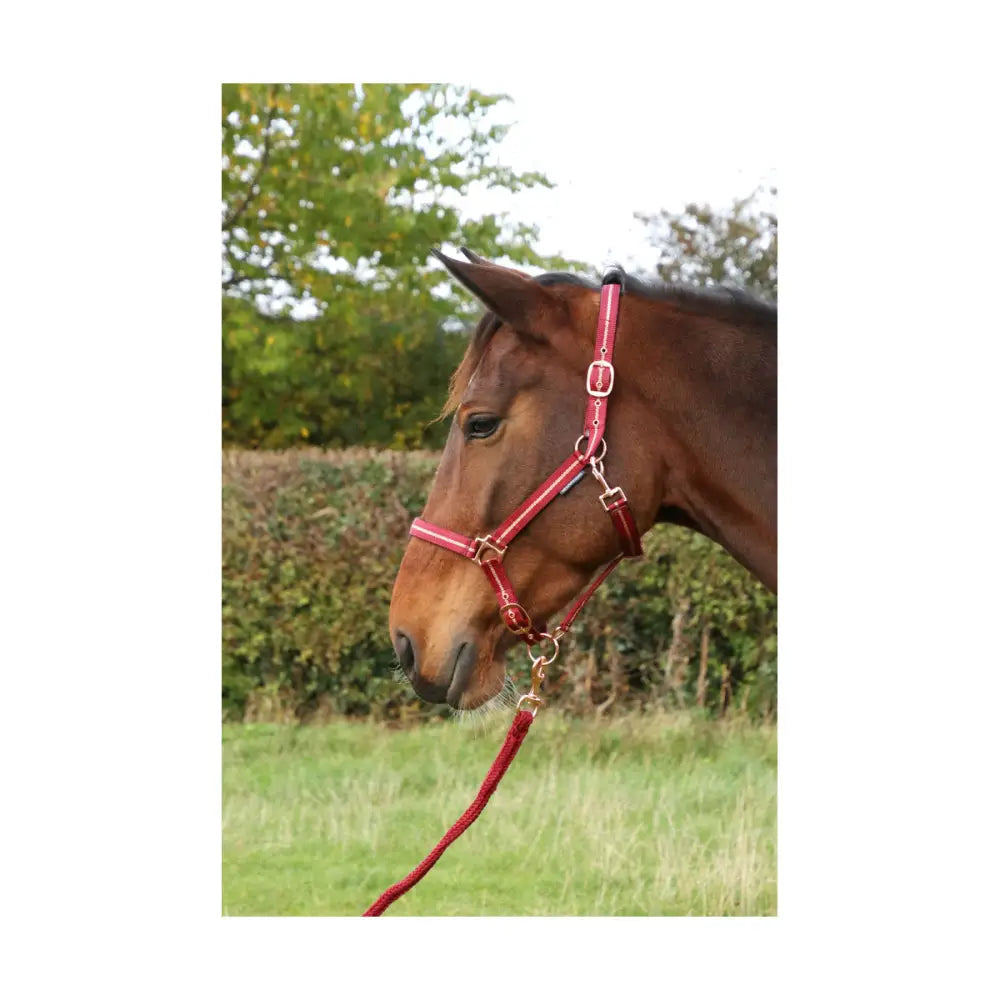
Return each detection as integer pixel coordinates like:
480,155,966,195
4,2,998,997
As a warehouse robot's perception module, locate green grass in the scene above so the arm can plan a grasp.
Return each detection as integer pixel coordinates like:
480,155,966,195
222,710,776,916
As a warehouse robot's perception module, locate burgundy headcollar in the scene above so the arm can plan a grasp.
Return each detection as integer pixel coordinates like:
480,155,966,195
409,270,642,660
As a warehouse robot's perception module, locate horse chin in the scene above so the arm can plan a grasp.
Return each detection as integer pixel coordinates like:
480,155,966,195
452,663,507,712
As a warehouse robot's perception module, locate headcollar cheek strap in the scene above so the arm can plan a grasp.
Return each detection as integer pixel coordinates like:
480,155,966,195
492,454,587,550
579,282,622,461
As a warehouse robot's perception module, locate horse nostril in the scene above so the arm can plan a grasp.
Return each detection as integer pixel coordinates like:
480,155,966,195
393,629,416,678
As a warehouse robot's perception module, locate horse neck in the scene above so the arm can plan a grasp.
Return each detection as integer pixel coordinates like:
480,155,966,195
621,295,777,591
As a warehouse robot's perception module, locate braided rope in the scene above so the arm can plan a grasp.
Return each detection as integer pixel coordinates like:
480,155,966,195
362,710,535,916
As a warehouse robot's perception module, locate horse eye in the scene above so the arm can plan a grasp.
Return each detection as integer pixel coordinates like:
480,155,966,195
465,414,501,440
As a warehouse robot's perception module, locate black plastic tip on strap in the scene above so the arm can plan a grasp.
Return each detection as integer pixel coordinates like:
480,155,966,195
601,266,627,290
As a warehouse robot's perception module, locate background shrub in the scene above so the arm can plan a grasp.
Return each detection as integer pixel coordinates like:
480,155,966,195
222,449,776,722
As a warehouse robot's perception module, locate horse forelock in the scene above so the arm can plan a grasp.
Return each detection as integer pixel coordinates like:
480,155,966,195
443,312,502,415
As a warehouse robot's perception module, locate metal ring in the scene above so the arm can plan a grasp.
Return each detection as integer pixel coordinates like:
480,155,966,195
573,434,607,464
527,631,560,667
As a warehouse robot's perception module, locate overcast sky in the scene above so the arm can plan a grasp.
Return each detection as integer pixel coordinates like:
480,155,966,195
449,82,777,275
279,83,776,317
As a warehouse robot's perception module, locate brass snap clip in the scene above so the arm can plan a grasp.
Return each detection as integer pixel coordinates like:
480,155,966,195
515,633,560,716
590,457,627,510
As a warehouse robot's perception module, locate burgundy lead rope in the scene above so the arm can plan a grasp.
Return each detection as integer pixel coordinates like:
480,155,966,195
360,564,621,915
362,710,535,916
363,272,638,915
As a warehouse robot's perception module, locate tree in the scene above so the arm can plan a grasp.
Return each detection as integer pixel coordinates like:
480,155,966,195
222,84,577,448
637,185,777,301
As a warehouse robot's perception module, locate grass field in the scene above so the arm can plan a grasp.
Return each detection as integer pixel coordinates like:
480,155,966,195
222,710,777,916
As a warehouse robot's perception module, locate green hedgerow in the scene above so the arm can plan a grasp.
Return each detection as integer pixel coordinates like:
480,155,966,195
222,450,776,722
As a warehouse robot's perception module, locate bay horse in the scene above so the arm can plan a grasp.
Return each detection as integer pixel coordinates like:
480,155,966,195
389,249,776,711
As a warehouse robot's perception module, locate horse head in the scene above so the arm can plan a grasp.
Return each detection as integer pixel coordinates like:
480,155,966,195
389,251,661,709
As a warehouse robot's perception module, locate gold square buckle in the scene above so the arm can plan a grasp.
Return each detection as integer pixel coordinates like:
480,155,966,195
599,487,626,511
471,536,507,564
499,602,533,635
586,360,615,397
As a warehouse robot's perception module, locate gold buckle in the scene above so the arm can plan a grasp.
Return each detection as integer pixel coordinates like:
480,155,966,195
599,486,626,511
586,360,615,397
499,602,533,635
471,536,507,564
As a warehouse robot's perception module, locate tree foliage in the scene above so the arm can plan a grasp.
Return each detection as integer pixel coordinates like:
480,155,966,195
222,83,576,449
638,185,777,301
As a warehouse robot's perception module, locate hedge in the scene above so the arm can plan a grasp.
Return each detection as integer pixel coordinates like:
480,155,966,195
222,449,777,722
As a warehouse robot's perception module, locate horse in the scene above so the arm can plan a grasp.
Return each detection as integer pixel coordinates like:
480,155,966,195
389,248,776,711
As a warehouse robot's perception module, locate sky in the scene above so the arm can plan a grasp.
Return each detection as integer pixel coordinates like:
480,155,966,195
446,82,777,275
271,83,777,317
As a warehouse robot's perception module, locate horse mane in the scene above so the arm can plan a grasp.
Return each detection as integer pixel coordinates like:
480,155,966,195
538,270,777,326
443,269,776,415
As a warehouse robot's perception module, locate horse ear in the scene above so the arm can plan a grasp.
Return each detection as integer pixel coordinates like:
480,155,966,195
458,247,533,278
430,249,566,333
